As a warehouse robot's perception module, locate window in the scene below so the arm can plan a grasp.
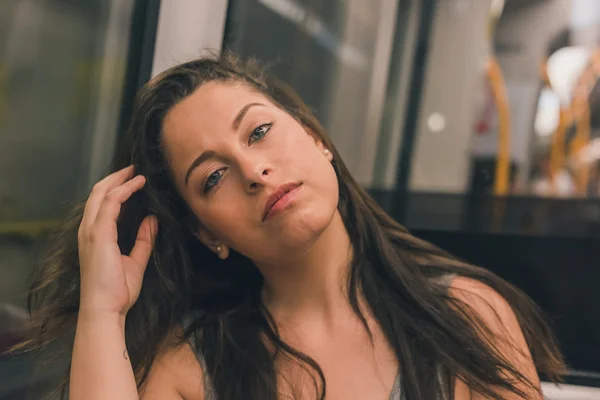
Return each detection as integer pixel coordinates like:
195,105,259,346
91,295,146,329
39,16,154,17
0,1,141,397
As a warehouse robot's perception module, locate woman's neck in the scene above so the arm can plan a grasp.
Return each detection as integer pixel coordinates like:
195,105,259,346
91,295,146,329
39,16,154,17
259,210,354,325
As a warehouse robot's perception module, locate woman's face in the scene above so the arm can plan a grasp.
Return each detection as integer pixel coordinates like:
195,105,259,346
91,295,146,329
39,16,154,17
162,81,339,263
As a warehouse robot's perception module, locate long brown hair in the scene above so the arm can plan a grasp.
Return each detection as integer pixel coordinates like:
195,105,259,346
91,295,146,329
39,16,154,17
12,52,565,399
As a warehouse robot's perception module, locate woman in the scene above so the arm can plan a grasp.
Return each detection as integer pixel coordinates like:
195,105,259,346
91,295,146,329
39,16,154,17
14,53,565,399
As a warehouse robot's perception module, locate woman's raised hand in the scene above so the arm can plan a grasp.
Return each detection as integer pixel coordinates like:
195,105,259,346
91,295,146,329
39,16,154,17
77,165,158,316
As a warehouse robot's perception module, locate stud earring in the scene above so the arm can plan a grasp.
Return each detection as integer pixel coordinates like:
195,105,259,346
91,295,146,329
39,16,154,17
215,243,222,253
324,149,330,155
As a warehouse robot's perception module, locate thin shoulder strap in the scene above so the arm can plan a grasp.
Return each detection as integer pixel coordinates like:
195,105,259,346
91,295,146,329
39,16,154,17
182,315,217,400
432,273,456,291
196,350,217,400
389,373,402,400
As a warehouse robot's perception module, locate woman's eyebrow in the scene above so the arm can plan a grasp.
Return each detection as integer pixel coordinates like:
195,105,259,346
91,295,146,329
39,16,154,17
232,102,266,130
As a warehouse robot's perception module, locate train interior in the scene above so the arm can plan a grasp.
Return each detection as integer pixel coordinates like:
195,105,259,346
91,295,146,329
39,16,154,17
1,0,600,398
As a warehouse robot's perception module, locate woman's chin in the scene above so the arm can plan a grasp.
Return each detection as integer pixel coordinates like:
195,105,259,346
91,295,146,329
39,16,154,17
269,206,337,250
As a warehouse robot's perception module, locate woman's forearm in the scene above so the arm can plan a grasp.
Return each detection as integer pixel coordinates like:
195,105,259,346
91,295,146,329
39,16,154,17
70,311,138,399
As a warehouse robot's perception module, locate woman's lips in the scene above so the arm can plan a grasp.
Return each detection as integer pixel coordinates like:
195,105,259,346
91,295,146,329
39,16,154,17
263,184,302,222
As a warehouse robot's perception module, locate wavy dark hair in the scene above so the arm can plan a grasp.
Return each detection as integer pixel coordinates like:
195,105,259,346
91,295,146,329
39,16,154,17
12,52,565,399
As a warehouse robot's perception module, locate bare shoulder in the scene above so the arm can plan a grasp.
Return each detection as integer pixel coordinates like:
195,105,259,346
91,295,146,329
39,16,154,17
447,276,526,348
139,327,205,400
448,276,513,321
447,276,542,399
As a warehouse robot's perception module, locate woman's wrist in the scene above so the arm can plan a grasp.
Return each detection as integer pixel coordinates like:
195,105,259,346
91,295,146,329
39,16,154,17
77,306,127,331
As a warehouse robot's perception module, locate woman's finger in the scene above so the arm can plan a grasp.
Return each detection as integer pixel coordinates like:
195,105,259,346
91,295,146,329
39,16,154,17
81,165,135,230
128,215,158,271
94,175,146,228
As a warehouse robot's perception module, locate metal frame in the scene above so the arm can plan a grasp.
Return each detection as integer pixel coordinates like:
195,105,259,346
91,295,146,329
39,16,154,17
352,0,400,186
116,0,162,139
151,0,229,77
87,0,159,188
393,0,438,195
373,0,422,188
85,0,162,189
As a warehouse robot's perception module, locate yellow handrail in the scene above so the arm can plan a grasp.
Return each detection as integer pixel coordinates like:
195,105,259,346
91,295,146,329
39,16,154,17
566,50,600,195
487,57,512,196
570,97,591,195
545,49,600,196
549,108,571,187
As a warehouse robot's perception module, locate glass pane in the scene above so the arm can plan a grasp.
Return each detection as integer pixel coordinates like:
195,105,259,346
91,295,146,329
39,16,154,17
0,0,135,397
406,0,600,201
224,0,411,186
394,0,600,381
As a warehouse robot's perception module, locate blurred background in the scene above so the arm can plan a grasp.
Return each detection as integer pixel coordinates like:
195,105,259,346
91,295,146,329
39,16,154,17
1,0,600,398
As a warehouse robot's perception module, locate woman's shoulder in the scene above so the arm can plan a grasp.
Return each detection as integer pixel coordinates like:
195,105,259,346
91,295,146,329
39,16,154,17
446,277,535,367
447,276,513,320
140,326,206,400
446,276,542,398
428,271,510,315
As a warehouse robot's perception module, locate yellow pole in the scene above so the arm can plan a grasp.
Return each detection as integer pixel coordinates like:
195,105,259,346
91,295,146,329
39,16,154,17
487,57,512,195
567,50,600,195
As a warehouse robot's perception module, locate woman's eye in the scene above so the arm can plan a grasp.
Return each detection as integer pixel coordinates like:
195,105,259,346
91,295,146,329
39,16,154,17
204,168,225,192
248,122,273,144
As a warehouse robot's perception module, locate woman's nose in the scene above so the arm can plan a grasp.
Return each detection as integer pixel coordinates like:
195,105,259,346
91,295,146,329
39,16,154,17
247,167,271,191
240,159,272,192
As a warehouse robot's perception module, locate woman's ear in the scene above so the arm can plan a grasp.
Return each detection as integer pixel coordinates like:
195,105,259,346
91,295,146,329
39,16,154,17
322,146,333,161
305,127,333,162
191,219,230,260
